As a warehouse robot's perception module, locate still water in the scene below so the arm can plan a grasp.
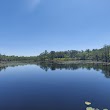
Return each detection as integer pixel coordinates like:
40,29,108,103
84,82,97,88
0,63,110,110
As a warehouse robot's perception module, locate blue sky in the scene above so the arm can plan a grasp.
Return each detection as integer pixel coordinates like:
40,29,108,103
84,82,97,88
0,0,110,56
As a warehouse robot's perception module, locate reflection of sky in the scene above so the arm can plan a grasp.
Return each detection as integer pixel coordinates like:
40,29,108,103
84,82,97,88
0,65,110,110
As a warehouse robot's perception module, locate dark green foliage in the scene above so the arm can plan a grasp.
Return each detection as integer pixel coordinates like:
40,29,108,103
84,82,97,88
0,45,110,62
37,45,110,62
0,54,37,62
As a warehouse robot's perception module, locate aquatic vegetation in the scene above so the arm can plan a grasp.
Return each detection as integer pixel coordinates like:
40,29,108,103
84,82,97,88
85,102,108,110
86,107,94,110
85,102,91,105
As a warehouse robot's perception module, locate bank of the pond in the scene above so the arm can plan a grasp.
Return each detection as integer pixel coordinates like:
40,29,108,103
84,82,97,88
0,61,35,67
53,60,110,65
0,60,110,68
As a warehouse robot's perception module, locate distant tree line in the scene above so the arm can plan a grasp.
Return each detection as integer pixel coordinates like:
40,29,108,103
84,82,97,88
0,45,110,62
37,45,110,62
0,55,37,62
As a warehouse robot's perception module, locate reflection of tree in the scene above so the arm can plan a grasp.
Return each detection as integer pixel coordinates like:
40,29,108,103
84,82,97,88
0,66,7,71
101,65,110,78
0,63,27,72
37,62,110,78
37,62,80,71
1,62,110,78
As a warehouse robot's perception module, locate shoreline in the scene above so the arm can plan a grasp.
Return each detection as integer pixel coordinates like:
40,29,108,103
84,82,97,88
54,60,110,65
0,60,110,67
0,61,34,67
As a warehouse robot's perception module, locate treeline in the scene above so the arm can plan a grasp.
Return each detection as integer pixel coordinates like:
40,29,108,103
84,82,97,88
37,45,110,62
0,55,37,62
0,45,110,62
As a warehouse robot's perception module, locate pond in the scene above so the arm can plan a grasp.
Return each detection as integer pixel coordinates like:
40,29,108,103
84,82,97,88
0,63,110,110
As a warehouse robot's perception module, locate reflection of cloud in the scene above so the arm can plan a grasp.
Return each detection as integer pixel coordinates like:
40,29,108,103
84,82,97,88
26,0,40,11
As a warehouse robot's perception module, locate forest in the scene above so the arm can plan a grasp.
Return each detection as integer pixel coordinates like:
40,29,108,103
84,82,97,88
37,45,110,62
0,55,37,62
0,45,110,63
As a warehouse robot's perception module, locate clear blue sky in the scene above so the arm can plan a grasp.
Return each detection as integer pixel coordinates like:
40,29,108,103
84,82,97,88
0,0,110,56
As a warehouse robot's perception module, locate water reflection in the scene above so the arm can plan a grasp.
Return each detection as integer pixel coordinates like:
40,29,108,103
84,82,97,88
37,62,110,78
0,62,110,110
0,63,27,72
0,62,110,78
0,66,7,71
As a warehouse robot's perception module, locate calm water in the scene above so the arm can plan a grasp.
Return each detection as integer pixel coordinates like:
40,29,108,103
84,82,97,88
0,63,110,110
